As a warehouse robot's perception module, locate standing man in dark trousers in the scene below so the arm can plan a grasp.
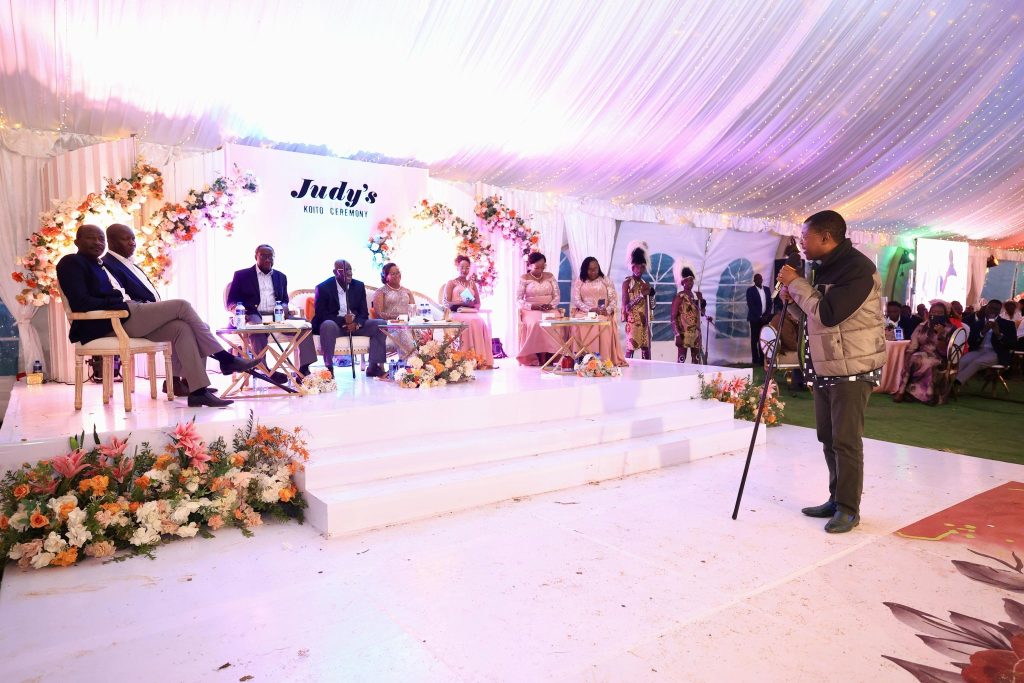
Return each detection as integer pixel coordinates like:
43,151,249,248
777,210,886,533
745,273,773,365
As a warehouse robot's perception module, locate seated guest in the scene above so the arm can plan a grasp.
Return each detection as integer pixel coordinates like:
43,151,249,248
767,301,805,389
226,244,317,378
371,262,416,357
570,256,626,366
902,304,922,336
311,259,386,377
670,267,705,364
884,301,915,340
949,301,966,328
442,255,495,369
57,225,258,407
1001,299,1022,324
516,252,562,366
894,302,954,405
962,304,978,327
102,223,187,396
954,299,1016,387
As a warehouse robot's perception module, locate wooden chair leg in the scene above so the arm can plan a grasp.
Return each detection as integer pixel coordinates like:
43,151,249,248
122,355,133,412
148,352,158,399
164,348,174,400
102,357,113,404
74,355,84,410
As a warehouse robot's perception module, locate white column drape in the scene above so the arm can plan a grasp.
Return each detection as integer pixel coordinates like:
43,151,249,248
967,246,991,307
0,146,48,375
564,212,617,277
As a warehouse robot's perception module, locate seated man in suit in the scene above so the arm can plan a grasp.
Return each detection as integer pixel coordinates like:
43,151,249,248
226,244,317,379
311,259,386,377
56,224,258,408
102,223,188,395
954,299,1016,387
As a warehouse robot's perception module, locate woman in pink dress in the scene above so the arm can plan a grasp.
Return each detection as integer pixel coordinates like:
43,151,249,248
571,256,627,367
442,255,494,369
517,252,562,366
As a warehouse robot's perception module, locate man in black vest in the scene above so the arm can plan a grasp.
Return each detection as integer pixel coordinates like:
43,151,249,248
745,273,773,365
311,259,386,376
57,224,258,407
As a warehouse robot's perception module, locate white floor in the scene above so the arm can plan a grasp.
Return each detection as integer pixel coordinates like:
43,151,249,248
1,423,1020,682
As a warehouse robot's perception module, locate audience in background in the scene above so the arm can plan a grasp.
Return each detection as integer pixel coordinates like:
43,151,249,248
901,304,922,336
884,301,915,340
954,299,1016,388
1000,300,1021,324
894,302,954,405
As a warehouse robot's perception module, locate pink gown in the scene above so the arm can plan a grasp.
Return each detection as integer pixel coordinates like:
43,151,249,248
517,273,562,365
571,277,628,367
443,278,494,369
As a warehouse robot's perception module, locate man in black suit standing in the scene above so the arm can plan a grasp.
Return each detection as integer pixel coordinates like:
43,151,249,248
56,224,258,407
226,244,316,377
311,259,386,377
745,273,773,365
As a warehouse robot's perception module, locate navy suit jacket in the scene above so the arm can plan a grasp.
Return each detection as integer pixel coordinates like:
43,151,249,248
967,316,1016,365
745,285,773,322
55,253,130,345
311,277,369,334
226,266,289,315
102,255,157,303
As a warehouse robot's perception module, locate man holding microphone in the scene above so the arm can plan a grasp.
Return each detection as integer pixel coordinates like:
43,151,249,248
777,210,886,534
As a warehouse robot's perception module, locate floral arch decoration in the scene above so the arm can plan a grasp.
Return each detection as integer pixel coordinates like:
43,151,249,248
367,195,539,295
11,159,259,307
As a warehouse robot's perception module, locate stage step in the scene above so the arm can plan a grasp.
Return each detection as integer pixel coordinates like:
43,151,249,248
304,417,765,538
297,399,735,490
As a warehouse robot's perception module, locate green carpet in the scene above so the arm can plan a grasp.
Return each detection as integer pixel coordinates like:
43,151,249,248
748,367,1024,466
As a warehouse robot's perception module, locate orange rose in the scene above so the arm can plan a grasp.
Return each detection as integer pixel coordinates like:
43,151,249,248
12,483,29,499
29,512,49,528
102,502,123,515
58,501,75,520
278,486,296,503
129,501,140,513
154,454,174,470
51,547,78,567
234,509,244,520
134,475,151,489
0,515,8,530
207,514,225,530
210,477,227,492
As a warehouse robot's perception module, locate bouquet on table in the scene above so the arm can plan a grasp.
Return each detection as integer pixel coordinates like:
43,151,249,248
1,414,308,570
299,369,337,395
698,372,785,426
395,338,479,388
575,354,621,378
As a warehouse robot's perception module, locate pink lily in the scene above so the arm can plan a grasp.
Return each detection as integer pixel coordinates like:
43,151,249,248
110,455,135,483
51,448,89,479
170,421,203,454
187,448,212,473
98,436,130,464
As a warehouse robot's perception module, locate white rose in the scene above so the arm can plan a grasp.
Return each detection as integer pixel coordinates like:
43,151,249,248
67,523,93,548
43,531,67,553
31,552,55,569
203,193,215,203
449,371,461,382
175,523,199,538
409,356,423,369
129,526,161,546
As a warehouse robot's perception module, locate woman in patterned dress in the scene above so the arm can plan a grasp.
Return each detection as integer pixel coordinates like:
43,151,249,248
516,252,562,366
371,262,416,357
621,243,655,359
671,266,705,363
442,255,494,369
571,256,627,366
893,301,954,405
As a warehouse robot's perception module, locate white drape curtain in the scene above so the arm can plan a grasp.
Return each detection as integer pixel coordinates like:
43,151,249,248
564,212,616,278
967,246,992,307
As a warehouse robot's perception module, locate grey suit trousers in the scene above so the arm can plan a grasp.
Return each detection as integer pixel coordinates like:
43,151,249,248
319,318,386,367
122,300,222,391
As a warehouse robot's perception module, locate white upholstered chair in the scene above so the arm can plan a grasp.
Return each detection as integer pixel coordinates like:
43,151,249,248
55,283,174,412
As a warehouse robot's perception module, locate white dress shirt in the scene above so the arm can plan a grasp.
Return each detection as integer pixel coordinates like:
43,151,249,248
757,286,767,315
101,263,130,303
336,282,350,317
105,251,160,301
255,266,277,314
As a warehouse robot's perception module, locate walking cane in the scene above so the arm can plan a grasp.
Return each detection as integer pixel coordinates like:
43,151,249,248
346,316,357,379
702,313,712,364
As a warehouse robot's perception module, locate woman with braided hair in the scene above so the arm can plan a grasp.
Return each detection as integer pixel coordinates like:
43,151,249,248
621,242,655,359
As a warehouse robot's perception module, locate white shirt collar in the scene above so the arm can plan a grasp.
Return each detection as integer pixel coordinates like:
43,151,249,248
105,250,160,300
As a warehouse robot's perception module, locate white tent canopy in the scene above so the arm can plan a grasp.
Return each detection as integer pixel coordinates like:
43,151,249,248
1,0,1024,247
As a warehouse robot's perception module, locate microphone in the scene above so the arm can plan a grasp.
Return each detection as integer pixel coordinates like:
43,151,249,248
773,252,803,297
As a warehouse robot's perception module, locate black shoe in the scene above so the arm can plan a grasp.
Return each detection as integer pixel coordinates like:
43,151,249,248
269,371,288,385
298,364,311,376
187,389,234,408
824,509,860,533
366,363,385,378
801,501,837,518
162,377,190,396
219,355,260,375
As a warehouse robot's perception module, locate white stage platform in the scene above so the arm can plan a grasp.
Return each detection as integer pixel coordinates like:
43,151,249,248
0,360,763,537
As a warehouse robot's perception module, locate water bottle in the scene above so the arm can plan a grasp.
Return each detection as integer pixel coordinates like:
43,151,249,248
233,302,246,329
273,300,284,323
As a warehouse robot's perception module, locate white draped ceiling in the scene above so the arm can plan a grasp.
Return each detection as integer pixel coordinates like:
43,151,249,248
1,0,1024,247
